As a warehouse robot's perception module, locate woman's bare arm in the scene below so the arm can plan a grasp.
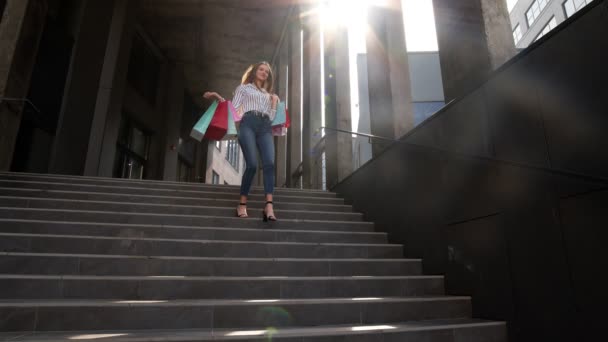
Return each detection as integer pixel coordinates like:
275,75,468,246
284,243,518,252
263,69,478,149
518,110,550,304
203,91,225,102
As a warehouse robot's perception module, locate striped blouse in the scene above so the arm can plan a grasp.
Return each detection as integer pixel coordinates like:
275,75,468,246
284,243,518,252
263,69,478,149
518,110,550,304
232,83,276,121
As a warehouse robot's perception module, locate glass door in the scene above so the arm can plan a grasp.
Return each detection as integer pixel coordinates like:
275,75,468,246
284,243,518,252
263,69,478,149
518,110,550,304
113,116,151,180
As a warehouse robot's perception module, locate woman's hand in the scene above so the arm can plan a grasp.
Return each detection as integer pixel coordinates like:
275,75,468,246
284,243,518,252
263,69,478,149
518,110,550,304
203,91,225,102
270,94,279,108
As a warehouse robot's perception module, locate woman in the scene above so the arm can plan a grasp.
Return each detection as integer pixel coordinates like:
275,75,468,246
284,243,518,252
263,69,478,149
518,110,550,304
204,61,278,221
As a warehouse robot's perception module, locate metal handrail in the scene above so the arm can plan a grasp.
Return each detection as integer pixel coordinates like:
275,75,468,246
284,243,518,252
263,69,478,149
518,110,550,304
0,97,42,114
315,126,608,186
314,127,397,142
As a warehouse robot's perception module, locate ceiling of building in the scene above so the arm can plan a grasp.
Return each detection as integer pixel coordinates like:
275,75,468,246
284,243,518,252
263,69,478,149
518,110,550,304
136,0,299,106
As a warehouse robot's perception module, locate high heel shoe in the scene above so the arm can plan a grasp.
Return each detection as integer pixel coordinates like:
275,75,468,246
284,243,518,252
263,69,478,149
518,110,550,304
236,203,248,218
262,201,277,222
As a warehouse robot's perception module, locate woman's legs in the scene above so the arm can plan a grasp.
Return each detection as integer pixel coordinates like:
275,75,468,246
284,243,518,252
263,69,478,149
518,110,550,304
238,117,259,196
257,124,276,220
237,117,258,217
236,114,277,220
256,127,275,195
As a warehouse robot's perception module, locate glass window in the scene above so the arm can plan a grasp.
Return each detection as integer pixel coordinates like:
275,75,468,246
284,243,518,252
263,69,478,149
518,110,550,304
534,16,558,41
113,115,151,180
212,171,220,184
563,0,593,17
512,24,523,45
130,127,147,157
526,0,549,26
225,140,240,172
178,157,194,182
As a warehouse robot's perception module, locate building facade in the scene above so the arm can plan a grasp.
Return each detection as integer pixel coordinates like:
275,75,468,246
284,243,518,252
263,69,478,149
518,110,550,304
206,140,244,185
510,0,595,48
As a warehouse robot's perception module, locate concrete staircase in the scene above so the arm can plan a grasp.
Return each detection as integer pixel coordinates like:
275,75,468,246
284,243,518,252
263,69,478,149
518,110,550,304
0,172,506,341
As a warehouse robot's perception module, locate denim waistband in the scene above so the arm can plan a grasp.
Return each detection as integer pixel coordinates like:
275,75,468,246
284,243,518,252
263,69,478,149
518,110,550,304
244,111,270,120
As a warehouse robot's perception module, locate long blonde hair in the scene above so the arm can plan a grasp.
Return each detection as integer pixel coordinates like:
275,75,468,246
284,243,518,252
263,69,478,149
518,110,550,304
241,61,274,93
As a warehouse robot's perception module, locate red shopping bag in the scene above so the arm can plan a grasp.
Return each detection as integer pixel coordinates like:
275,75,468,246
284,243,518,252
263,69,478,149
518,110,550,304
284,108,291,128
204,101,229,140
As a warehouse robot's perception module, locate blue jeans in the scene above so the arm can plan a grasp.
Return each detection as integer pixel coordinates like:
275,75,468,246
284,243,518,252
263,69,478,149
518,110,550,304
238,111,275,196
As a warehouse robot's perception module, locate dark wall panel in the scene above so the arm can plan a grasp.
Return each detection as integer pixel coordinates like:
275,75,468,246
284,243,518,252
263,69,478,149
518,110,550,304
407,88,492,158
338,144,447,274
406,110,444,149
532,5,608,178
503,206,576,342
436,89,492,157
559,189,608,339
441,214,514,322
333,3,608,342
439,156,502,224
483,57,550,168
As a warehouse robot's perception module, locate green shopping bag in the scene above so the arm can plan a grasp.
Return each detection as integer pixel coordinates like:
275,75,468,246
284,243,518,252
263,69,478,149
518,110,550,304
190,101,218,141
224,102,238,140
271,101,286,127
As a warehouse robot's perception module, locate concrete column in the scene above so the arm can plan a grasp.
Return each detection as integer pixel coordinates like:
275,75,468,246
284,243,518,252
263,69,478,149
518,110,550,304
432,0,516,101
324,27,353,189
301,11,322,189
161,64,185,182
84,0,134,177
366,1,415,157
48,0,116,175
0,0,47,171
287,18,302,189
387,0,415,138
275,39,288,188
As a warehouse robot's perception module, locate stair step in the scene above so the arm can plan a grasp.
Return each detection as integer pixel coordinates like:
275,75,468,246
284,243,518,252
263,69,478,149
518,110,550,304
0,208,374,232
0,219,387,244
0,173,335,198
0,297,472,332
0,319,506,341
0,233,403,259
0,180,346,205
0,197,363,222
0,274,444,300
0,253,422,277
0,187,354,212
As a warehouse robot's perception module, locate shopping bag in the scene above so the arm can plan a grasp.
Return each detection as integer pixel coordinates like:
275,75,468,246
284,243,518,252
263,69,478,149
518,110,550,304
271,101,287,127
284,107,291,128
224,103,238,140
228,101,243,122
272,126,288,136
190,101,219,141
204,100,229,140
271,103,290,136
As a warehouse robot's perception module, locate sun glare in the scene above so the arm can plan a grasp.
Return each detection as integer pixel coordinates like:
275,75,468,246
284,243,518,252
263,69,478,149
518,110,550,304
225,330,267,337
352,325,397,331
69,334,128,340
402,0,438,51
320,0,369,28
318,0,440,134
